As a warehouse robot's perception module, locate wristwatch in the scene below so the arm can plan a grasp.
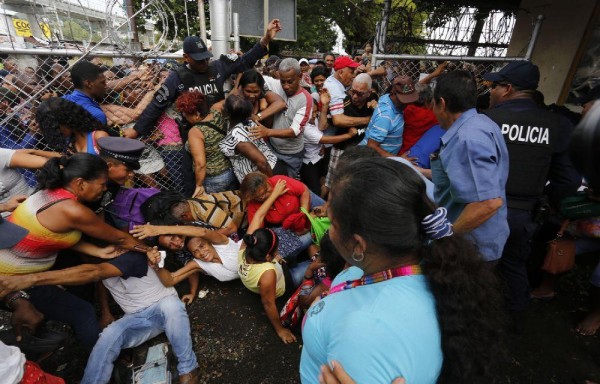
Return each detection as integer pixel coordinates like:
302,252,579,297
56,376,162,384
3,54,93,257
5,290,30,310
256,112,263,121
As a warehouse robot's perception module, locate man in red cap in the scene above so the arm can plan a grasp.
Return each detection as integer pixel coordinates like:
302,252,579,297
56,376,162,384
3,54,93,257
323,56,371,130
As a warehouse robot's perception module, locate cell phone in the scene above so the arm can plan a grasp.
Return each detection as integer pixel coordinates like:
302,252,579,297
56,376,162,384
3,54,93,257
158,251,167,268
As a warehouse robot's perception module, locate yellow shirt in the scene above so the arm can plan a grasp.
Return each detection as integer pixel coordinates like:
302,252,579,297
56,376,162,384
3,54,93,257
237,248,285,298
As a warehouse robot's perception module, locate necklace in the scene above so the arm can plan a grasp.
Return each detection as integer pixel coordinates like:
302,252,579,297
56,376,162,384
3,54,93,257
328,265,422,295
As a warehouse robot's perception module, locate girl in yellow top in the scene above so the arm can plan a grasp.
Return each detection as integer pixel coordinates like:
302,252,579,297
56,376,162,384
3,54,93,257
238,179,296,344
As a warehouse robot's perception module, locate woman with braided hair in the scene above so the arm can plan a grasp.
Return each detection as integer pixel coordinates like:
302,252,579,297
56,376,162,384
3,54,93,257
300,157,505,383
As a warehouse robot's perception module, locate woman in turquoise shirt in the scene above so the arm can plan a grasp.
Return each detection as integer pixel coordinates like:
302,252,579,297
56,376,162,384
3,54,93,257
300,157,505,384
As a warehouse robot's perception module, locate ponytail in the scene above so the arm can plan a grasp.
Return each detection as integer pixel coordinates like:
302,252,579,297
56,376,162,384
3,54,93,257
420,234,506,383
37,153,108,190
243,228,278,262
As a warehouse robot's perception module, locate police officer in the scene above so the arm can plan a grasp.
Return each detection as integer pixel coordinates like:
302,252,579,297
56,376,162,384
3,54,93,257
122,18,282,141
483,61,581,331
95,137,145,218
122,19,281,195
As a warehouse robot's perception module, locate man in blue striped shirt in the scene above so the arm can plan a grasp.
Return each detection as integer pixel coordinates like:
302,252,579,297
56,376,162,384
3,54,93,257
359,75,418,156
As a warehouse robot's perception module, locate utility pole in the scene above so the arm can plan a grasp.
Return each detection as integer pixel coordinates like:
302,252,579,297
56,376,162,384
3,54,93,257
199,0,207,41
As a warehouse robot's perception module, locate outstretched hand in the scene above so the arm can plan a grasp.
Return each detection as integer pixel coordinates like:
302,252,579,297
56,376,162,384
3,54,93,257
0,194,27,213
131,223,161,239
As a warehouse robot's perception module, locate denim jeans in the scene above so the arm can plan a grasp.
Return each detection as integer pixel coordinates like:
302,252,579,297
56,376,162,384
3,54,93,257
204,168,238,193
309,191,326,209
81,295,198,383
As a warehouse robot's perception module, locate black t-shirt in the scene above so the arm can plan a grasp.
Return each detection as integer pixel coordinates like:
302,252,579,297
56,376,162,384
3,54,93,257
334,93,378,150
106,251,148,279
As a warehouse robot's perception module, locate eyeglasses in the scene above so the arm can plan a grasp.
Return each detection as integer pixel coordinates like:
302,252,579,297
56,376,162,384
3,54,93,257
350,89,367,97
491,82,510,89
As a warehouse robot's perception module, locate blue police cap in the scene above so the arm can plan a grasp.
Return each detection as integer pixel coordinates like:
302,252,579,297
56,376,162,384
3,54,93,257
484,61,540,90
183,36,213,62
97,137,144,170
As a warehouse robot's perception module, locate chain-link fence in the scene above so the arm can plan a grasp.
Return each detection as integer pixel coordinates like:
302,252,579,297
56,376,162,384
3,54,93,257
0,50,185,191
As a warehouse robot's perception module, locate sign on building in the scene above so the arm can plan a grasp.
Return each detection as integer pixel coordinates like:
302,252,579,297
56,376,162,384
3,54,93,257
13,19,32,37
40,23,51,38
230,0,296,41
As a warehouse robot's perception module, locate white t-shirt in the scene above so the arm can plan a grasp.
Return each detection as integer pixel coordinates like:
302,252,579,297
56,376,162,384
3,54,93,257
192,238,241,281
103,266,178,314
263,76,287,100
302,122,324,165
0,148,32,208
0,341,25,384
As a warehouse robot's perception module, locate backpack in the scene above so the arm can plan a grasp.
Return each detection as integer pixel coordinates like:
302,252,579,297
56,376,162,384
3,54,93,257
107,188,160,231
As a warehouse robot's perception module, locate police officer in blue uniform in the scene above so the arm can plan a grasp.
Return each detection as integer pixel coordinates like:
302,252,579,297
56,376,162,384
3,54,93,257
483,61,581,331
122,19,281,196
122,19,282,141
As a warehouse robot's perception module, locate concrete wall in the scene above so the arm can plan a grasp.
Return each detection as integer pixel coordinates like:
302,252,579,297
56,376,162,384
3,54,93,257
507,0,598,104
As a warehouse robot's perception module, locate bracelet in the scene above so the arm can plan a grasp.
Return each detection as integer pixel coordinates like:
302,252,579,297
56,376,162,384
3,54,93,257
5,290,30,310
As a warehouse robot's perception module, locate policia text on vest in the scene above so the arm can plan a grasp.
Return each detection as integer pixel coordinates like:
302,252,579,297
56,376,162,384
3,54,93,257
500,124,549,145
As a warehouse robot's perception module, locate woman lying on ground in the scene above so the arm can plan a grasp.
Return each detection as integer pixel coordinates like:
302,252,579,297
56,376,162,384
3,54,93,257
238,179,310,344
241,172,325,264
130,223,240,283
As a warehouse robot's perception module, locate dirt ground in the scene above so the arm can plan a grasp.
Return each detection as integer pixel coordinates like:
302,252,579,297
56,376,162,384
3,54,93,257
1,260,600,383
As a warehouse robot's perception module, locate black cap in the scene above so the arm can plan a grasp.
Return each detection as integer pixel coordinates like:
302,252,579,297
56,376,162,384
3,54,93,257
0,215,29,249
577,85,600,105
484,60,540,90
183,36,213,61
97,137,144,170
265,55,282,69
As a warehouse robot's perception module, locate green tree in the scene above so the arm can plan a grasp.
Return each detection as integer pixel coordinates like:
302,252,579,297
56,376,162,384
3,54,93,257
61,20,92,42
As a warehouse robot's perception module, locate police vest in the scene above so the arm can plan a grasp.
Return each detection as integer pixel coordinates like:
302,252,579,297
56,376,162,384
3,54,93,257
484,107,561,199
173,64,225,107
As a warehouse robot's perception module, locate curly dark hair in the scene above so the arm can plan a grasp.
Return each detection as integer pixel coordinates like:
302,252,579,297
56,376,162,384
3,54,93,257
36,97,104,153
330,157,506,383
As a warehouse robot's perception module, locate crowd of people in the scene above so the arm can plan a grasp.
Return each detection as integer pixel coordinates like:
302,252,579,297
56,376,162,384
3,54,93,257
0,17,599,384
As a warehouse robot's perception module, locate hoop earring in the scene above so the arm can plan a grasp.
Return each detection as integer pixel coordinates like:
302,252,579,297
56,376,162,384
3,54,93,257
351,251,364,263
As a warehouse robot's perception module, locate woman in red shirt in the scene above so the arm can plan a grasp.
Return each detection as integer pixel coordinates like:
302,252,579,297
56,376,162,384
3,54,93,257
241,172,325,263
